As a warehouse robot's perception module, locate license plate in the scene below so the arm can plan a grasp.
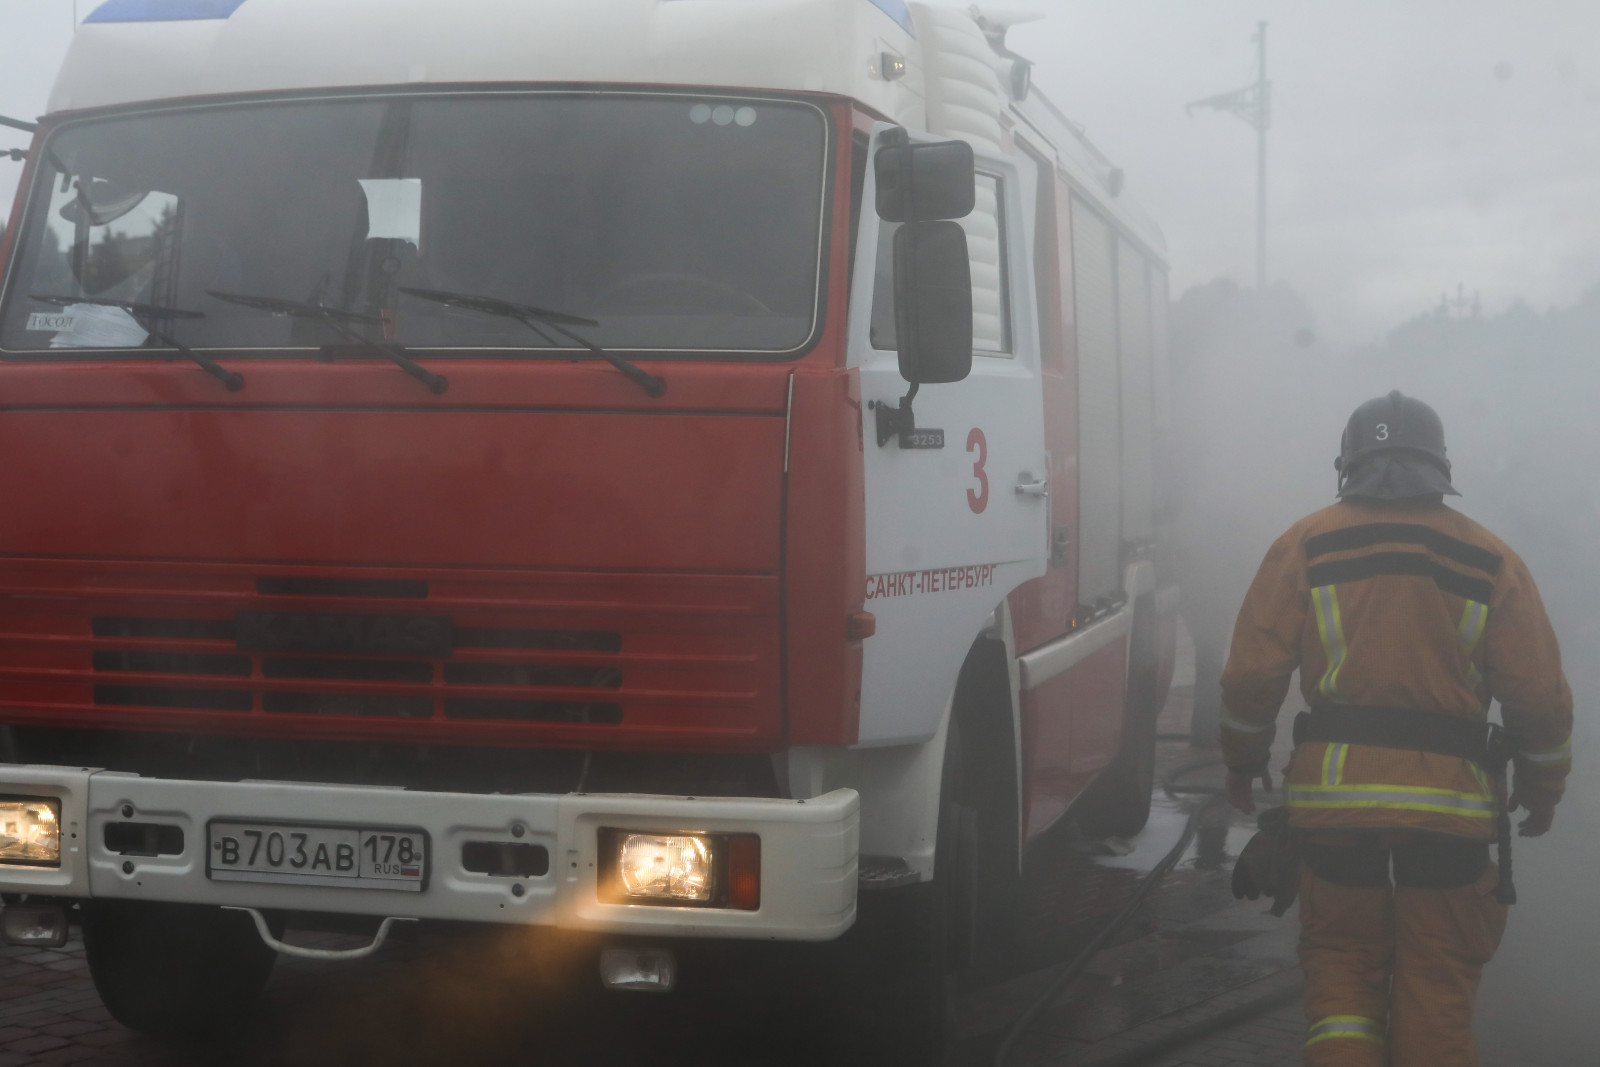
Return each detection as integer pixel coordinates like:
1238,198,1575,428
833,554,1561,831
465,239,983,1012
208,821,428,892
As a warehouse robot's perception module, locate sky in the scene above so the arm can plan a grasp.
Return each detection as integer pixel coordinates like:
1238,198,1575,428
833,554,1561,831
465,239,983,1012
1013,0,1600,344
3,1,1600,344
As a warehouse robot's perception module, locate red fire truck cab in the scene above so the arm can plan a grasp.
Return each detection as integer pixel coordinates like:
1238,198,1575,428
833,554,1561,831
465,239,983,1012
0,0,1176,1047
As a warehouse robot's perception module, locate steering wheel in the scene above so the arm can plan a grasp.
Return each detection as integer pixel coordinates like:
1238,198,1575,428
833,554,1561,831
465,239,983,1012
601,273,773,315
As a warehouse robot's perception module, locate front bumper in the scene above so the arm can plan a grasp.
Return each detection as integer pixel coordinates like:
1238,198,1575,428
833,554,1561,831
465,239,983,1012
0,766,858,941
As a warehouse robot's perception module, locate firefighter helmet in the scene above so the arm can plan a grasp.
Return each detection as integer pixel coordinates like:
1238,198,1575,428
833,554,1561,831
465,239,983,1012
1335,391,1455,498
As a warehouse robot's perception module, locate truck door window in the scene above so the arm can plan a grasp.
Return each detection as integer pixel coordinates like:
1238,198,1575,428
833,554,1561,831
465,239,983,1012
870,172,1010,354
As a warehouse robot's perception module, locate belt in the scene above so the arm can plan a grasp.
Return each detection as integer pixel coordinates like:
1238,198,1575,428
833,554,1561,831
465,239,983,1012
1295,704,1492,765
1295,703,1519,906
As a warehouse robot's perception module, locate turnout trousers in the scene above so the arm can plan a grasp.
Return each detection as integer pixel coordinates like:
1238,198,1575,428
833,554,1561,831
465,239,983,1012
1297,831,1507,1066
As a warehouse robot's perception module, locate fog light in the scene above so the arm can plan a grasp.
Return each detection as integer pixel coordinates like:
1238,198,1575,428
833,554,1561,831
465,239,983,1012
1,904,67,948
599,946,677,993
0,798,60,866
617,833,712,902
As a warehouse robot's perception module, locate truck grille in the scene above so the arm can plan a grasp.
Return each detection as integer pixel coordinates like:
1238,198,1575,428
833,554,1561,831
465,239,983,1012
0,561,780,750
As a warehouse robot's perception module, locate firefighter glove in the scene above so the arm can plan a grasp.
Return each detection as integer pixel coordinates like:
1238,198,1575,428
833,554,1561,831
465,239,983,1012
1231,806,1301,916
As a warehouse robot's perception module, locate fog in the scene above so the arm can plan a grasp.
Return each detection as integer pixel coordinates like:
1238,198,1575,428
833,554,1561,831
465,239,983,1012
7,1,1600,343
1171,279,1600,1063
1,1,1597,1062
1018,5,1600,1059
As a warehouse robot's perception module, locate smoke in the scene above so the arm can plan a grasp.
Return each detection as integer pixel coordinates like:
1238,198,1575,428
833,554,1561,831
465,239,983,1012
1363,289,1600,1063
1167,278,1349,739
1173,278,1600,1062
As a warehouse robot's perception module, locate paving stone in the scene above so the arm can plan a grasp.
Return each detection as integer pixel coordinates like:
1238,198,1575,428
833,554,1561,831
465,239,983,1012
5,1032,69,1054
72,1027,139,1047
0,1009,67,1029
40,1018,105,1038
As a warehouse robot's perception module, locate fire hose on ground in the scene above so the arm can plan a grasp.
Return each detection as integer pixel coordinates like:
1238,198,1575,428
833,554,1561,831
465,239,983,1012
992,757,1303,1067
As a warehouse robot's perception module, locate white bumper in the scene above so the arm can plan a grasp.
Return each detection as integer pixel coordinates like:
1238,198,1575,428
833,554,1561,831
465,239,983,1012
0,766,859,942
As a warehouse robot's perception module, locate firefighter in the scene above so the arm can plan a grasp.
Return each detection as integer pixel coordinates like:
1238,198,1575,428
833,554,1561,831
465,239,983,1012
1219,391,1573,1066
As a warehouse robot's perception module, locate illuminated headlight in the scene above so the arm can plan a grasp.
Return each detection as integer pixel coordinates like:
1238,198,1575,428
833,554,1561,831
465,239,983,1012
618,833,712,902
599,829,761,909
0,798,60,867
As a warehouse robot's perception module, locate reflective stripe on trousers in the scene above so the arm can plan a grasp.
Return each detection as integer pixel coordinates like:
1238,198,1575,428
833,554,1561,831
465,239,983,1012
1306,1014,1386,1048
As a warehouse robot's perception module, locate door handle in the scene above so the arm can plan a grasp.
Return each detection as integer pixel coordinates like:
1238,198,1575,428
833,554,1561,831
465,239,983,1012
1015,474,1049,498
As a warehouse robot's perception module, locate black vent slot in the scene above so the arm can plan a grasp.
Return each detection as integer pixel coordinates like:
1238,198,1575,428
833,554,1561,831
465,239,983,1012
263,692,434,718
444,699,622,724
104,822,185,857
93,651,252,677
263,658,433,683
442,663,622,688
462,841,549,878
257,577,429,599
453,628,621,652
95,685,252,711
93,618,235,641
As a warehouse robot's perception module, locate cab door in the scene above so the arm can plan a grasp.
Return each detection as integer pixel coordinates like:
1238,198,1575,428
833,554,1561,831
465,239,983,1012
848,126,1048,746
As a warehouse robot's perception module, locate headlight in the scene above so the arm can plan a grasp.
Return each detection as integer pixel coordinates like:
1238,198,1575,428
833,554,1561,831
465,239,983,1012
618,833,713,902
0,798,60,866
599,829,760,909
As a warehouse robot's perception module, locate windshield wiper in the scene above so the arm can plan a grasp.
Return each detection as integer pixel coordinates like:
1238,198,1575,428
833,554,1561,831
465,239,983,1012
206,290,447,394
399,287,665,399
29,295,243,391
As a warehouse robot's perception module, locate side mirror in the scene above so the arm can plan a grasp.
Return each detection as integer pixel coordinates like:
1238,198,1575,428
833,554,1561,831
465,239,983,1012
874,132,975,223
893,220,972,385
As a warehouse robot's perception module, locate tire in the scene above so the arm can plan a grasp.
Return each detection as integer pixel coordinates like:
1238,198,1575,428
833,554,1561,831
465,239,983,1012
832,645,1020,1064
833,723,972,1066
1076,695,1158,838
1077,606,1162,839
83,901,278,1040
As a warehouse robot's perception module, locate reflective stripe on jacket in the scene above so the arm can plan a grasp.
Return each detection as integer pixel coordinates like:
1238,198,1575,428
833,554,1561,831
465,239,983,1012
1219,500,1573,836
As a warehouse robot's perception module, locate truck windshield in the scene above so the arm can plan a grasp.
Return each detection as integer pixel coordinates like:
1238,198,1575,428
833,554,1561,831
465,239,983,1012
0,92,830,358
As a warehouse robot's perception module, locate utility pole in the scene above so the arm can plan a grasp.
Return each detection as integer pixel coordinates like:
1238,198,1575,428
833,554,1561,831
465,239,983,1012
1438,283,1481,319
1188,22,1272,289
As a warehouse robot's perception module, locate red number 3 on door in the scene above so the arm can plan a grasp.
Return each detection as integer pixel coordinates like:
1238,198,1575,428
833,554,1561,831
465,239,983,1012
967,428,988,514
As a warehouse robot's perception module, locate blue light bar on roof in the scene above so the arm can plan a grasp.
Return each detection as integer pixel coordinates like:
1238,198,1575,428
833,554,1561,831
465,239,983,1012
866,0,915,35
85,0,249,23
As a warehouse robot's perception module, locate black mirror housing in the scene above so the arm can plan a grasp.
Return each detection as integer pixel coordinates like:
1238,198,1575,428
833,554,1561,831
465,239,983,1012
875,135,975,223
893,220,973,385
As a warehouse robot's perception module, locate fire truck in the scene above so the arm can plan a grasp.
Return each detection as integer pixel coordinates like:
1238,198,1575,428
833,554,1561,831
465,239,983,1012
0,0,1176,1051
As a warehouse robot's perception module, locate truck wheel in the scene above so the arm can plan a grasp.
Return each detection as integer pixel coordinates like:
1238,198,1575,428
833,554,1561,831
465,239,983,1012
1077,600,1164,839
83,901,278,1039
1076,697,1158,839
836,722,975,1065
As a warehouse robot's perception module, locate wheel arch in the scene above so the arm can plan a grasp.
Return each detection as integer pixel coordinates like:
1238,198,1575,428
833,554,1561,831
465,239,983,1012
841,598,1025,884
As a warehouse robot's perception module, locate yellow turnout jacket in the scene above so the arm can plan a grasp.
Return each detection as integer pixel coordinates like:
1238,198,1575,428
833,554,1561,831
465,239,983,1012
1219,500,1573,839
